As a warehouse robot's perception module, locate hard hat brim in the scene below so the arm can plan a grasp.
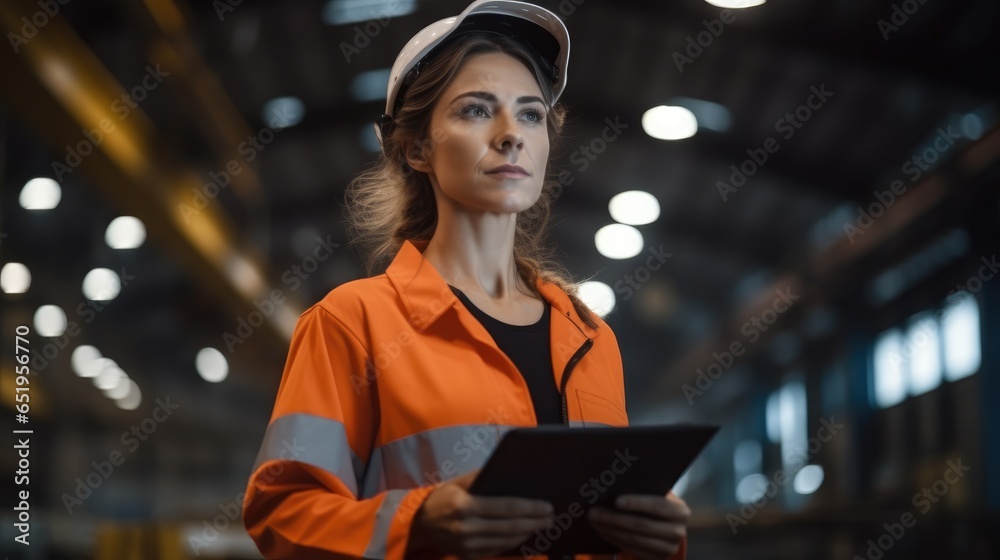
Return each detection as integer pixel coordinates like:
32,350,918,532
375,0,570,149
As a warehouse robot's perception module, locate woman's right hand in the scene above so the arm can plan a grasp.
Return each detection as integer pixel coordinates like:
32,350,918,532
407,469,554,559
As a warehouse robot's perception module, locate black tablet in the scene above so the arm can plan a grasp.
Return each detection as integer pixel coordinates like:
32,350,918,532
467,424,719,556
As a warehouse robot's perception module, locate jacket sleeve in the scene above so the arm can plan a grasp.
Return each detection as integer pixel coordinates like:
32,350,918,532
242,305,437,560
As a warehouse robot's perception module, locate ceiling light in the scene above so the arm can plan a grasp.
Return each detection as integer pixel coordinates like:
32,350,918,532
104,373,132,399
667,97,731,132
116,380,142,410
704,0,766,8
595,224,644,259
94,362,125,391
262,96,305,130
105,216,146,249
609,190,660,225
196,347,229,383
19,177,61,210
322,0,415,25
578,281,616,317
82,268,121,301
33,305,67,337
72,345,103,377
793,464,824,495
1,263,31,293
642,106,697,140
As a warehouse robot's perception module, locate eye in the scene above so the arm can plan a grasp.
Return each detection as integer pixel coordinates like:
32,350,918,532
523,109,546,123
460,104,490,119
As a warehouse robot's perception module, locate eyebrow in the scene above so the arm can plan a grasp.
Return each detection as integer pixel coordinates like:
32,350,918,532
449,91,545,107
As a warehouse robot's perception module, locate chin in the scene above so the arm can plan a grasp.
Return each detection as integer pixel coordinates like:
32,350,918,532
492,192,542,214
444,181,543,214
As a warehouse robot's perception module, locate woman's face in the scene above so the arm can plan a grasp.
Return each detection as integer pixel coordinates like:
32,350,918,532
408,51,550,215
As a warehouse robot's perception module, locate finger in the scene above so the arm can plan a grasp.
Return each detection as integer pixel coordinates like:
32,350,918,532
590,525,652,560
588,507,685,540
590,522,680,560
614,494,690,521
468,496,553,519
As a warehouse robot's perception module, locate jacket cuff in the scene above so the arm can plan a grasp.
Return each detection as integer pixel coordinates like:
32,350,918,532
395,484,440,560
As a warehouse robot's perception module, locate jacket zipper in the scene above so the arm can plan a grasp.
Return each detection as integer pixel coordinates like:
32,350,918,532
560,338,594,425
557,337,593,560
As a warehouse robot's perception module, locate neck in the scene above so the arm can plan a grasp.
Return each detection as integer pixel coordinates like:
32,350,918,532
421,204,526,303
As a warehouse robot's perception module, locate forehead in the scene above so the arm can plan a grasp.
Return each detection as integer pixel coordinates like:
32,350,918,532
441,51,544,100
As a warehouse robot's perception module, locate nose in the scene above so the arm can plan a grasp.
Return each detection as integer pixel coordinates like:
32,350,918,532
493,113,524,152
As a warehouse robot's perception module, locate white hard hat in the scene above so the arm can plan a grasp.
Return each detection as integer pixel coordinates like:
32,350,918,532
374,0,570,150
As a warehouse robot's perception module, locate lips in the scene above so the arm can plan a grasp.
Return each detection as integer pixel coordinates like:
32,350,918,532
485,164,530,176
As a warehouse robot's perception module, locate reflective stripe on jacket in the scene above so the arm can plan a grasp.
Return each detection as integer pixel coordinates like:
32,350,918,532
243,239,687,560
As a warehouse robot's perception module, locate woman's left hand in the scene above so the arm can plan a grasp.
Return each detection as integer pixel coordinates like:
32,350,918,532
586,492,690,560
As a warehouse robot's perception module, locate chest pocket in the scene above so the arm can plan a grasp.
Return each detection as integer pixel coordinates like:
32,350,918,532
576,389,629,427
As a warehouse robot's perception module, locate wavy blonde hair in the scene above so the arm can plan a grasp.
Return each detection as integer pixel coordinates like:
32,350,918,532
344,33,598,330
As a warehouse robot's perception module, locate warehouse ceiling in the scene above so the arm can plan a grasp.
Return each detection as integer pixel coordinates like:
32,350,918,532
2,0,999,439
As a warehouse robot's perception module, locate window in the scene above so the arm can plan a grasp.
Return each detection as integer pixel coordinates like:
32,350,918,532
871,291,981,409
756,379,821,502
778,380,808,473
765,379,808,471
942,292,981,381
873,329,906,408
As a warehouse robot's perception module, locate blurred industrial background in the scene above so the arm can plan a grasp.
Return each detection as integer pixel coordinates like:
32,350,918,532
1,0,998,558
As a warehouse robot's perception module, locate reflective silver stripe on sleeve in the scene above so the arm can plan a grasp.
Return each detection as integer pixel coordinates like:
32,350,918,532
363,488,410,560
252,413,364,498
360,441,386,499
360,423,516,497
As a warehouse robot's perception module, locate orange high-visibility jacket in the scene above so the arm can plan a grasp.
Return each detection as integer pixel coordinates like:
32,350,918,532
243,239,687,560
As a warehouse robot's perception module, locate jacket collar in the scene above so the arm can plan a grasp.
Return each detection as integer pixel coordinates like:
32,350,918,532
385,239,600,339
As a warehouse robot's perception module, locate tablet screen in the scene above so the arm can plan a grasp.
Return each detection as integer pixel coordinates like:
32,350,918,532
468,424,719,555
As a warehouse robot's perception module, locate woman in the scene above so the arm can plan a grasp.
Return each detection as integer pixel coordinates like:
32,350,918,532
242,2,690,560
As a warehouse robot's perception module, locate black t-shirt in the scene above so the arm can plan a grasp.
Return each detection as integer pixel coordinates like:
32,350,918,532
449,285,562,425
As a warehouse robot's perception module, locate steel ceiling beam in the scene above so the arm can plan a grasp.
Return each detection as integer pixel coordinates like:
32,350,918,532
0,0,300,375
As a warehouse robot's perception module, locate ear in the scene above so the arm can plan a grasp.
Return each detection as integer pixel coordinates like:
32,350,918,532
403,140,433,173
